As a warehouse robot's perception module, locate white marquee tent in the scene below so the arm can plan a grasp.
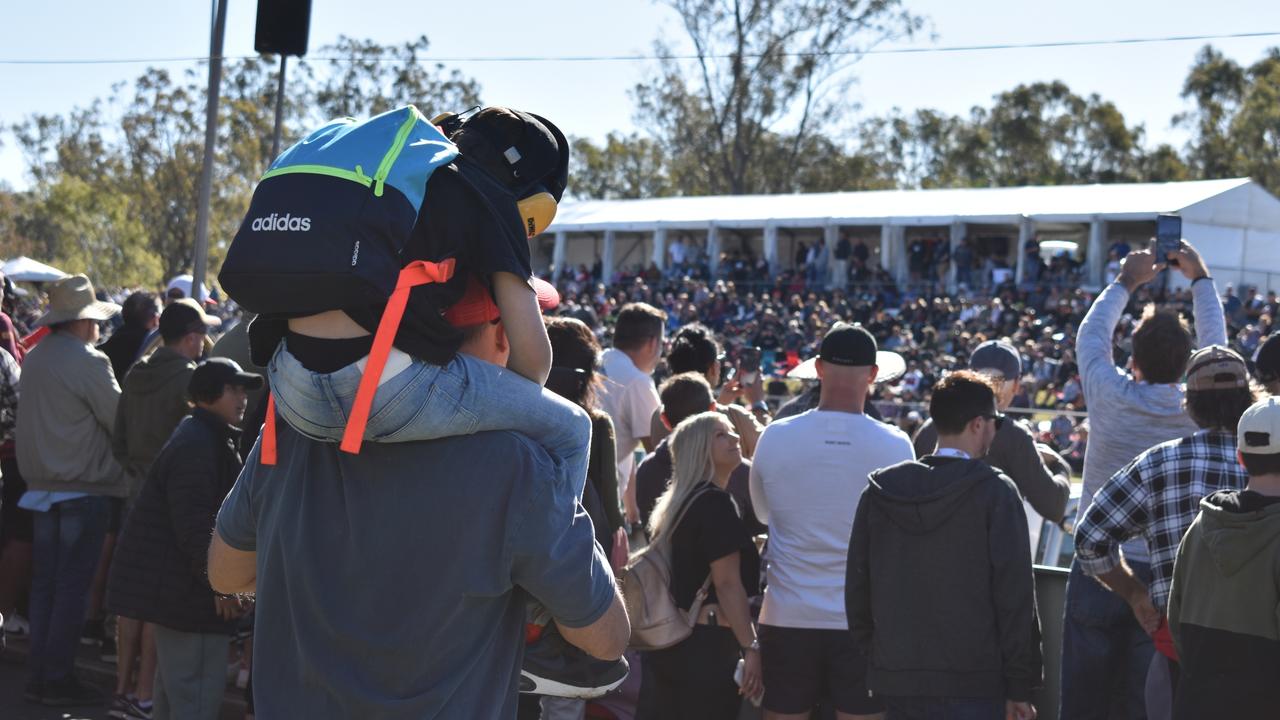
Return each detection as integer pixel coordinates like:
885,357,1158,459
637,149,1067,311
541,178,1280,290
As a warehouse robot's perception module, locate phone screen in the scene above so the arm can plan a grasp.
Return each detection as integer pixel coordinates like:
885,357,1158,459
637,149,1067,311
1156,214,1182,259
738,347,762,385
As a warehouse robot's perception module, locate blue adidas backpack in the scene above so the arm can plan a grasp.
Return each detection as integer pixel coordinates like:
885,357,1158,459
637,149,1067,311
219,105,459,315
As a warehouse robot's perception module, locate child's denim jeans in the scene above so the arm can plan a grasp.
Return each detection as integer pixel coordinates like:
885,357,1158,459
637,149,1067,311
267,340,591,499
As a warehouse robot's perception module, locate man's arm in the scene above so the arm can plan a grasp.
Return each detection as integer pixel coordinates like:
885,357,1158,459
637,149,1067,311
512,447,630,660
1074,454,1160,632
1078,247,1161,398
111,394,130,467
82,351,121,433
845,492,874,651
208,532,256,594
1005,425,1071,524
166,443,227,580
210,455,259,594
555,585,629,661
628,380,661,454
987,477,1043,703
747,443,770,525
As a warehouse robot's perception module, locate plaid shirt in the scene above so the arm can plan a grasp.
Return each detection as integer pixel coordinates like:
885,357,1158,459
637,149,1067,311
1076,429,1247,611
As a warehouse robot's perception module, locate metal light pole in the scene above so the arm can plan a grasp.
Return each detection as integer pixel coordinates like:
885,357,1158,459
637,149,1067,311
192,0,228,303
270,54,288,160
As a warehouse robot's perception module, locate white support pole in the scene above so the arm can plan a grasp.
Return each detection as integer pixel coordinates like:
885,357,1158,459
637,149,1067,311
893,226,908,283
823,223,839,290
1087,217,1106,287
602,230,616,284
651,227,667,270
949,221,965,293
1015,217,1032,285
552,231,567,282
707,225,721,277
764,224,779,277
880,224,892,273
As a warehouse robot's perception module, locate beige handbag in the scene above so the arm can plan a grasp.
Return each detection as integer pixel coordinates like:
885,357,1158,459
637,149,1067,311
620,486,714,652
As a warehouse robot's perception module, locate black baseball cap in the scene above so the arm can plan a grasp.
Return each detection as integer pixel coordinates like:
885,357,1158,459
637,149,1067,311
1253,333,1280,384
819,323,877,367
188,358,263,400
159,298,221,342
969,340,1022,380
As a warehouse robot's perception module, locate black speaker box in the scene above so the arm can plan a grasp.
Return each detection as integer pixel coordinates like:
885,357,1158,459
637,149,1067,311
254,0,312,57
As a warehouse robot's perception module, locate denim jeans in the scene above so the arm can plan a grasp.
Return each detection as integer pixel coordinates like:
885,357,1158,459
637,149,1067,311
28,495,110,682
884,697,1005,720
269,341,591,498
1060,558,1155,720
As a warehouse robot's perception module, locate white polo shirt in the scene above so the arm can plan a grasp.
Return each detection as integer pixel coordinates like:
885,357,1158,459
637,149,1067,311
597,348,661,491
749,409,915,629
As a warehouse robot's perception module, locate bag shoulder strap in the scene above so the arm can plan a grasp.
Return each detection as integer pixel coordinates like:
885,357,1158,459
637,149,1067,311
661,484,719,612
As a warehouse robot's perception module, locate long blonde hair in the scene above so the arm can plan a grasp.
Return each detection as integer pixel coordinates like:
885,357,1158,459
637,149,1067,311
647,412,724,544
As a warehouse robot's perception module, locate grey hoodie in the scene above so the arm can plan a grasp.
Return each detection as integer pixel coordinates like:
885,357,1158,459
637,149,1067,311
846,455,1043,701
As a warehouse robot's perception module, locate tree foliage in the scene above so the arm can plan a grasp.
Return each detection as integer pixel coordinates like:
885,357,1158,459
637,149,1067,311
3,36,483,288
634,0,925,195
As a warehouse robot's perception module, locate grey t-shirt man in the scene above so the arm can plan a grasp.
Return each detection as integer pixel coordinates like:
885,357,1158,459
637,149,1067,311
216,422,617,719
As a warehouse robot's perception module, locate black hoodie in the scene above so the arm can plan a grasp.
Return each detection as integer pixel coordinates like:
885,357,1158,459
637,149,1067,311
846,455,1043,701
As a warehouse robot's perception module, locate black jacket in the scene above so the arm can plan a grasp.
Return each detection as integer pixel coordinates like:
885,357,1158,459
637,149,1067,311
846,455,1043,701
106,408,243,634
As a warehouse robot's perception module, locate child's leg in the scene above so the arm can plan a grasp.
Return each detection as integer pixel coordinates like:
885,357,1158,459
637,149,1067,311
268,342,592,499
267,340,476,445
447,354,592,500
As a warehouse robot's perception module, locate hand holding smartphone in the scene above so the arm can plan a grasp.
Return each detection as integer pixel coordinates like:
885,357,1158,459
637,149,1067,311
1156,214,1182,265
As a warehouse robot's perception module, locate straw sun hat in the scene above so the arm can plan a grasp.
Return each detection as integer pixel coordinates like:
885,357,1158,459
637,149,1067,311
34,274,121,327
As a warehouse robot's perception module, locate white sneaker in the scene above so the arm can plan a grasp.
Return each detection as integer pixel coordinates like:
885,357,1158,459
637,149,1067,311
3,613,29,635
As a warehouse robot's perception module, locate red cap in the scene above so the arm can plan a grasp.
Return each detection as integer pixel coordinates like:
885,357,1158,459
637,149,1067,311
443,275,560,328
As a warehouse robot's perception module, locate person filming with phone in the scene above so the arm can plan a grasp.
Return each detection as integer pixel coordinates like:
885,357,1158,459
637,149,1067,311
1060,229,1227,719
647,325,767,458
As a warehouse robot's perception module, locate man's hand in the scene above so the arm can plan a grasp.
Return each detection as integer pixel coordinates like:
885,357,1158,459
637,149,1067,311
1116,247,1163,292
1006,700,1037,720
1126,588,1161,635
717,378,742,406
1169,239,1209,282
739,647,764,701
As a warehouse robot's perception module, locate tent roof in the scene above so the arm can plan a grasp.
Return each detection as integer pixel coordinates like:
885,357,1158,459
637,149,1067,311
548,178,1258,232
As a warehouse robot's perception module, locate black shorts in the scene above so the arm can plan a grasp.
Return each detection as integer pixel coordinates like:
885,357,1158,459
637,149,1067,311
0,456,33,543
758,624,883,715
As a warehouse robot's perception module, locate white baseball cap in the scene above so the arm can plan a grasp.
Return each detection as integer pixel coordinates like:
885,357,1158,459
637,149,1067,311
1238,396,1280,455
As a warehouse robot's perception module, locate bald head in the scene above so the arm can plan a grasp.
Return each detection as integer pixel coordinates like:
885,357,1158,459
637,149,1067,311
816,359,879,414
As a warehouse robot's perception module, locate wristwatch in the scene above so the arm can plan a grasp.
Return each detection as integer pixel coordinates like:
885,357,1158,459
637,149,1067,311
742,638,760,653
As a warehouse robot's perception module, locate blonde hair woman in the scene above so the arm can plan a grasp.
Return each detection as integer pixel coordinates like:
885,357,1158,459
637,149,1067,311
637,412,763,719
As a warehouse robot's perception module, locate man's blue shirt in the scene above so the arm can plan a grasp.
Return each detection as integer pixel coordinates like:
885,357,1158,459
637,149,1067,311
216,422,615,719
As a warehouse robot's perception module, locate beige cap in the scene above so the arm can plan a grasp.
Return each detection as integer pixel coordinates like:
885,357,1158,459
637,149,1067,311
34,275,121,328
1185,345,1248,392
1238,396,1280,454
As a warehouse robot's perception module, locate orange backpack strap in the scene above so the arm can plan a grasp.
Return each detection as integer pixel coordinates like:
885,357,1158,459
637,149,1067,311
261,394,278,466
340,259,456,455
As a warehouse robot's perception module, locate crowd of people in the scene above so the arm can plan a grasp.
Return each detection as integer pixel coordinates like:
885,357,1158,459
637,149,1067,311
0,103,1278,720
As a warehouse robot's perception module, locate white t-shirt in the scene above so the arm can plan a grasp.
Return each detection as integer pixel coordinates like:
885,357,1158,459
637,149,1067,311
749,409,915,629
597,348,661,491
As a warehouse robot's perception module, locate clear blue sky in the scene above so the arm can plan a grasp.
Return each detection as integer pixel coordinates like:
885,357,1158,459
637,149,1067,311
2,0,1278,190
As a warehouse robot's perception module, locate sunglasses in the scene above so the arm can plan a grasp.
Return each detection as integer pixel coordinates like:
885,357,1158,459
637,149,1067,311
979,412,1006,431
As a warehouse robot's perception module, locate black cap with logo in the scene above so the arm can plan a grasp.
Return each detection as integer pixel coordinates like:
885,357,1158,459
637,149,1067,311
188,358,263,401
